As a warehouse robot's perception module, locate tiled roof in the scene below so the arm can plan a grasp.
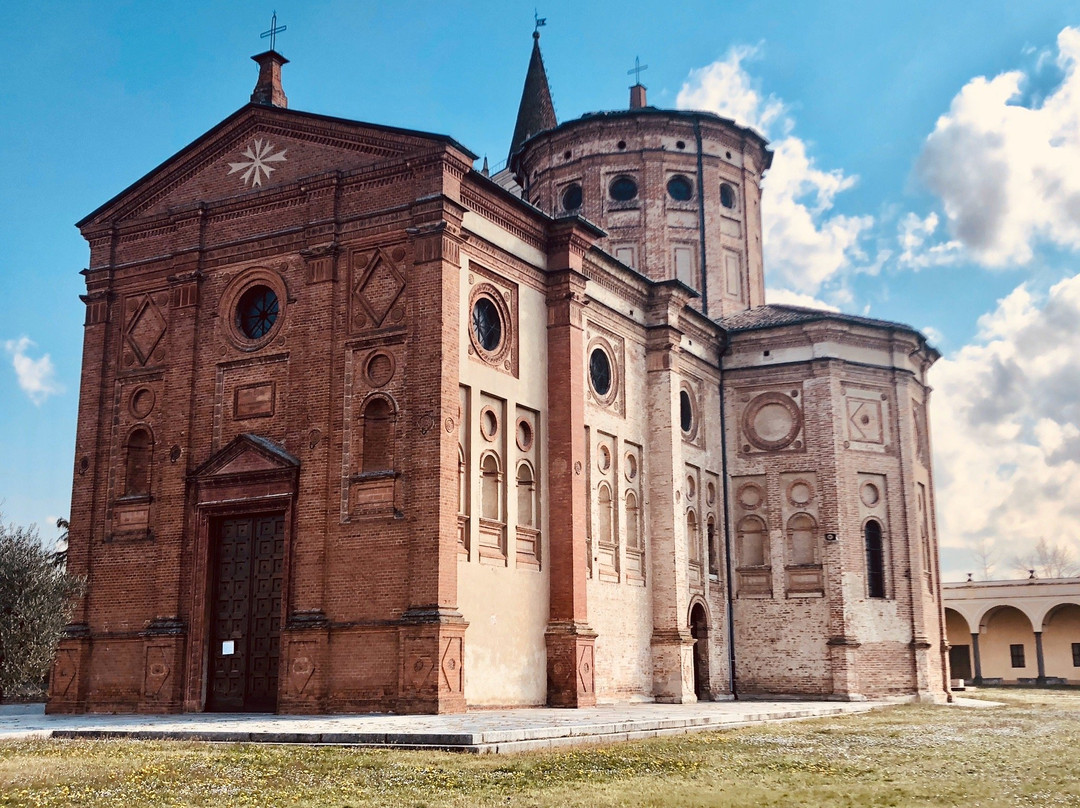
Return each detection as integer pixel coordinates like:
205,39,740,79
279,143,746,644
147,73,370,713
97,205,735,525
720,304,917,335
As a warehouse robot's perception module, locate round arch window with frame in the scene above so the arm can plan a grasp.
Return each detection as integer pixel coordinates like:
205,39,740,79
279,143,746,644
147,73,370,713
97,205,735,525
587,339,619,407
220,268,288,352
679,385,699,441
468,283,513,367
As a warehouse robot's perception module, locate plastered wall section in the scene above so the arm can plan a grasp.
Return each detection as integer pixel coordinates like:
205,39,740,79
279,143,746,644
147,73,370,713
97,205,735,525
455,217,550,707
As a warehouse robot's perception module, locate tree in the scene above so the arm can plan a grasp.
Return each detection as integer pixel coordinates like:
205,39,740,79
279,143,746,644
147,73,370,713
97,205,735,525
970,537,999,580
0,517,83,701
1011,537,1080,580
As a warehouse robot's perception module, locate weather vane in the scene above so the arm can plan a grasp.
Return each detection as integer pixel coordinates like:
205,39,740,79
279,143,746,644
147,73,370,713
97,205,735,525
261,11,287,51
628,56,649,85
534,9,546,32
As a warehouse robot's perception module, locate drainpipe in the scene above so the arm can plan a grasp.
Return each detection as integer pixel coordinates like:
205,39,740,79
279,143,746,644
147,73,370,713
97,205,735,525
694,117,709,316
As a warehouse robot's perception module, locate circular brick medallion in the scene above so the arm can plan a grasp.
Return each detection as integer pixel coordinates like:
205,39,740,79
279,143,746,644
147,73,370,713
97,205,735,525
743,392,802,451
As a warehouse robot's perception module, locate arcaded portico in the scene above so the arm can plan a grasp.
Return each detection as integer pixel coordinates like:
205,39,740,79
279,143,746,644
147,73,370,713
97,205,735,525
943,579,1080,685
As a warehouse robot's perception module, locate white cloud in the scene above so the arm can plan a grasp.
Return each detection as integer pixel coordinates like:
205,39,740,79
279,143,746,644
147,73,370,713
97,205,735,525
917,26,1080,266
896,212,963,269
4,336,63,405
931,273,1080,579
764,288,840,311
676,46,870,298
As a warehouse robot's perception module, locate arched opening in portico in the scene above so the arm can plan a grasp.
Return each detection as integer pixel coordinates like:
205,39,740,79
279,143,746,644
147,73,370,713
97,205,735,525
944,608,973,681
980,606,1037,683
1041,603,1080,683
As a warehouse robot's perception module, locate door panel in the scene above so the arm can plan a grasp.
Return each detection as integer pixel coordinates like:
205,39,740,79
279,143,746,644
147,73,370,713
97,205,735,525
209,514,284,711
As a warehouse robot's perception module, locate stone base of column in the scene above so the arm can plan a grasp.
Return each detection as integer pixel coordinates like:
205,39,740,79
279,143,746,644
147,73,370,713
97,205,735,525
137,618,187,713
826,635,864,701
278,610,330,714
651,629,696,703
397,607,468,714
545,621,598,708
45,625,91,714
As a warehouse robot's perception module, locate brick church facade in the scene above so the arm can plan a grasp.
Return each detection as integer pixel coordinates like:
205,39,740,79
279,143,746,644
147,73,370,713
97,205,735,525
48,35,950,714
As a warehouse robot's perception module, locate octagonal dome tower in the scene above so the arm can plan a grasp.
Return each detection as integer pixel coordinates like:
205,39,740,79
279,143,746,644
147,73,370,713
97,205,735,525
506,36,772,320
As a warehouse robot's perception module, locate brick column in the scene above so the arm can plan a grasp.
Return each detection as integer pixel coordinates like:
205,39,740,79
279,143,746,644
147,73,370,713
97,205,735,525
645,282,695,702
136,210,204,714
47,240,115,714
544,222,598,708
279,178,340,713
396,194,469,714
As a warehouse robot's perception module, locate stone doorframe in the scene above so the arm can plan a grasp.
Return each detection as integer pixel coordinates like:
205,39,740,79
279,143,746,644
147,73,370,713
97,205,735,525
182,434,299,712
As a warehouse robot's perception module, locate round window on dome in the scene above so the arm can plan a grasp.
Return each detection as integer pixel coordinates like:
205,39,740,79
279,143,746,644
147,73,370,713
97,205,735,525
720,183,737,210
562,183,583,211
471,297,503,353
589,347,613,398
680,390,694,433
667,175,693,202
609,176,638,202
236,285,280,340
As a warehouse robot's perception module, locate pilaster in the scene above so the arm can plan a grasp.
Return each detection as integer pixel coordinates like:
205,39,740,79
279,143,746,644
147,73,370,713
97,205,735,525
543,220,599,707
645,281,696,702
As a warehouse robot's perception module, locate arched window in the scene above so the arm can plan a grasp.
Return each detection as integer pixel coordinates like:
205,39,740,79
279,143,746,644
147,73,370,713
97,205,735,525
625,491,641,550
707,516,718,575
787,513,818,566
362,397,394,472
865,519,886,598
737,515,768,567
516,462,536,528
124,427,153,497
481,453,502,521
457,444,467,516
597,483,614,545
687,509,701,564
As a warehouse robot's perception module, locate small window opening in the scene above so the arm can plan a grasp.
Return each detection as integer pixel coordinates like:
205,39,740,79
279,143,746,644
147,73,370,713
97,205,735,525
1010,644,1026,668
865,519,885,598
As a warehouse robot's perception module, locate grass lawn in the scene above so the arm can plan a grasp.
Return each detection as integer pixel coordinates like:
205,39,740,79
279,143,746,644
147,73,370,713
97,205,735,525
2,689,1079,807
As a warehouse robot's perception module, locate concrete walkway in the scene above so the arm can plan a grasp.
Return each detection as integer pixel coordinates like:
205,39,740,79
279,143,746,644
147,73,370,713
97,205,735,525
0,700,886,753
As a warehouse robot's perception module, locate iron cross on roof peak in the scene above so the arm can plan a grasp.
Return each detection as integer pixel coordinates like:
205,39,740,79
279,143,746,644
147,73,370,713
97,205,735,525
628,56,648,85
261,11,287,51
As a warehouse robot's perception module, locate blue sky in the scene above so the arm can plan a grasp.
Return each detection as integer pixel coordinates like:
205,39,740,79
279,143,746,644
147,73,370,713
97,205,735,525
2,1,1078,579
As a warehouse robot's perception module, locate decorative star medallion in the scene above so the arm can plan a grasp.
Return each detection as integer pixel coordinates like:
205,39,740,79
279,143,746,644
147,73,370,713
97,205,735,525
228,139,288,187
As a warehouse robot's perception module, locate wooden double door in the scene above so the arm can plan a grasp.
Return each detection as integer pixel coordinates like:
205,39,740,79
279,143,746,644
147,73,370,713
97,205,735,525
208,514,285,712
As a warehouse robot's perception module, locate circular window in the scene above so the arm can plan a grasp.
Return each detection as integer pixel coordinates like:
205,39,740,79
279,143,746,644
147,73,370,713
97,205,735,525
667,175,693,202
480,407,499,442
236,285,279,339
516,417,534,451
720,183,737,210
706,481,716,506
680,390,694,433
130,387,156,419
687,475,696,499
598,444,612,472
609,176,638,202
562,183,583,211
471,297,502,352
625,453,638,481
589,347,612,397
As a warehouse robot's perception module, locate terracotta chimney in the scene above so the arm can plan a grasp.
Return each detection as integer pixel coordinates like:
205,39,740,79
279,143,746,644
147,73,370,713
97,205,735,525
630,84,647,109
251,51,289,108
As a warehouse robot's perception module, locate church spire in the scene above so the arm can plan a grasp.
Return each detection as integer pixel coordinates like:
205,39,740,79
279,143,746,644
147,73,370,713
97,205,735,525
508,29,557,165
